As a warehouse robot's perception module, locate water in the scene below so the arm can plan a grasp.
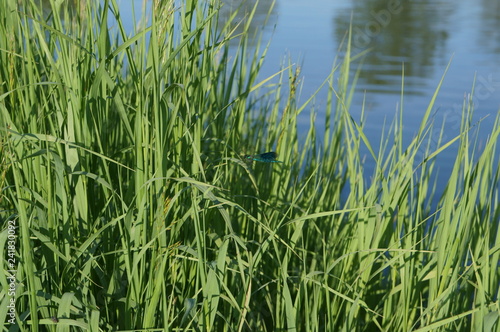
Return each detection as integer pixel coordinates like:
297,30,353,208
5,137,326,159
115,0,499,192
222,0,500,190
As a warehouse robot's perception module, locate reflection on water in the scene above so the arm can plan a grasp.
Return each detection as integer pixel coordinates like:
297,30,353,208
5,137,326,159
217,0,278,43
220,0,499,198
333,0,453,93
477,0,500,54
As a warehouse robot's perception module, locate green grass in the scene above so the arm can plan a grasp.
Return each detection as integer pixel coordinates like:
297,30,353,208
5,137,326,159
1,0,499,331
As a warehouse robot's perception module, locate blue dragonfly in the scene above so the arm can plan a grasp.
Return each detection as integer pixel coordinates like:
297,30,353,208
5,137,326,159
244,151,283,163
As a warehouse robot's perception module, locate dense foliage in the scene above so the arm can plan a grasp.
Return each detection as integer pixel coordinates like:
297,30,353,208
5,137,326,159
1,0,499,331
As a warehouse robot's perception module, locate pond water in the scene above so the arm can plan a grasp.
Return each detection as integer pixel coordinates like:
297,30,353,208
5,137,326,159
117,0,499,192
219,0,500,188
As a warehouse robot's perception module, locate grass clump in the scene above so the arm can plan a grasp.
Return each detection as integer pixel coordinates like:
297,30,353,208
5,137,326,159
1,0,499,331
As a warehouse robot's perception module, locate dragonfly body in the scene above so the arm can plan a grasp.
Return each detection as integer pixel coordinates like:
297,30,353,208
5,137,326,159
244,151,283,163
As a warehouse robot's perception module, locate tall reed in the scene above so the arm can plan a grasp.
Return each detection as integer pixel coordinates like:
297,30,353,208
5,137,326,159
1,0,498,331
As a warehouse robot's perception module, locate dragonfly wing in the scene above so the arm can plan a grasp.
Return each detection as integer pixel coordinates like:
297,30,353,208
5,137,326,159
244,151,282,163
255,152,282,163
258,152,278,161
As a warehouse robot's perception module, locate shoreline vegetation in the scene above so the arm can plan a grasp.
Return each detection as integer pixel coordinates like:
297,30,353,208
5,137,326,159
1,0,499,331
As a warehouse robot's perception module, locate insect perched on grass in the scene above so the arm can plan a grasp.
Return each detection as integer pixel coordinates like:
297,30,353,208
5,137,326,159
244,151,283,163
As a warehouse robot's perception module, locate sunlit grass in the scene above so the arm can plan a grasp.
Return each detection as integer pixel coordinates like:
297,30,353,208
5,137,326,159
1,0,499,331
